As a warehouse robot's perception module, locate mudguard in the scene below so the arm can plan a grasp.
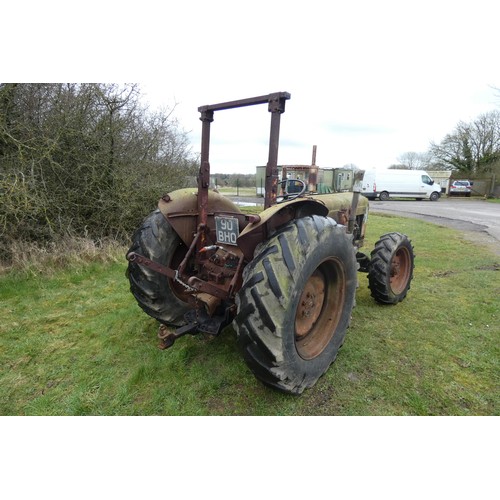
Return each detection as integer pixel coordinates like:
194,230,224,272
157,188,246,248
157,188,369,261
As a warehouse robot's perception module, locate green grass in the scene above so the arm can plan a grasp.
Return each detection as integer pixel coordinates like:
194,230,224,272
1,215,498,415
216,186,258,197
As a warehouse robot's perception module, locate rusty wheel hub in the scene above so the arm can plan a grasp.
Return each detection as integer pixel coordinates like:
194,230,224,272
390,247,411,294
294,261,346,361
295,272,325,339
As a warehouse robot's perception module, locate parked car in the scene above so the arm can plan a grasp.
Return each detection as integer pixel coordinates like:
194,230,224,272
449,180,472,197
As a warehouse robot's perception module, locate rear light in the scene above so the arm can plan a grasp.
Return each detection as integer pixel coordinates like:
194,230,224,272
373,182,376,193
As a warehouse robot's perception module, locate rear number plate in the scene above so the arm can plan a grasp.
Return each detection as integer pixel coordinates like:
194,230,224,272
215,216,239,246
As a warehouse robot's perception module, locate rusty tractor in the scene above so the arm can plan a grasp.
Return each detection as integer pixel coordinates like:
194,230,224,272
126,92,414,394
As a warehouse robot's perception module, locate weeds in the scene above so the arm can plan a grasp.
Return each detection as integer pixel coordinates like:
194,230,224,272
0,237,126,277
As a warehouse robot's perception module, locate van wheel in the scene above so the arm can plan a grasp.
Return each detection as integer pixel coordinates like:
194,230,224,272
379,191,390,201
430,191,440,201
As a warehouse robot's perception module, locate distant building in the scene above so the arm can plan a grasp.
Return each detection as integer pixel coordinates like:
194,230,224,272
428,170,452,194
255,165,356,196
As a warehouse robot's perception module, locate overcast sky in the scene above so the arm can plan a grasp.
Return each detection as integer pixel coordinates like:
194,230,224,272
5,0,499,174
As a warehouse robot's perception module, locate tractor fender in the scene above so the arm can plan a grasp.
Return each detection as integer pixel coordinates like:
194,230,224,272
309,192,370,244
157,188,245,247
237,194,369,261
237,198,329,261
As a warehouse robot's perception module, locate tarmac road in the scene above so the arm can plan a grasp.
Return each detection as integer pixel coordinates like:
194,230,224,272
229,194,500,256
368,197,500,256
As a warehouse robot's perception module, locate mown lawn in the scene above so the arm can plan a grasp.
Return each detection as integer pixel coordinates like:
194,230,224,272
0,214,498,415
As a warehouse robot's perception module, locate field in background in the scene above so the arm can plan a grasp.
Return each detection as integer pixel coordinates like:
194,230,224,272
216,186,258,197
1,214,498,415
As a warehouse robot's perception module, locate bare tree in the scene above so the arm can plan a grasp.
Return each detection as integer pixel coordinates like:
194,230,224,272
429,110,500,175
395,151,431,170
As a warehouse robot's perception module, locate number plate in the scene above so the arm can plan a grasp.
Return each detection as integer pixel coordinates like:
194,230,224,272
215,216,239,246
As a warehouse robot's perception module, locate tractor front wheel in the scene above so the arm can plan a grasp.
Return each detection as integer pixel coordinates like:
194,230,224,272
368,232,414,304
235,215,357,394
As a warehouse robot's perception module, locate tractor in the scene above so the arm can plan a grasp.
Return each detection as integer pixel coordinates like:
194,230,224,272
126,92,414,394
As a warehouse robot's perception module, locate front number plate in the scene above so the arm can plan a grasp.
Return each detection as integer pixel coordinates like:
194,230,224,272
215,216,239,246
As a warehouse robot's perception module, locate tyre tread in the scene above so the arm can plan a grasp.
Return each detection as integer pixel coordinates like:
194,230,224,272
126,210,190,326
235,215,357,394
368,232,414,304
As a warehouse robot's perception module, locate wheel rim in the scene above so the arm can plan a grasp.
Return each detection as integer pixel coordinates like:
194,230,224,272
295,259,346,360
389,246,412,294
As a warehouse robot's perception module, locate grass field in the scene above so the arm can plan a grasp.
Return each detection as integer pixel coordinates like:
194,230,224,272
1,214,498,415
216,186,259,197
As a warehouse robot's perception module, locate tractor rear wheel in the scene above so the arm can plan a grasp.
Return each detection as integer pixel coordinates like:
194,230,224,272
126,209,191,326
368,232,414,304
235,215,357,394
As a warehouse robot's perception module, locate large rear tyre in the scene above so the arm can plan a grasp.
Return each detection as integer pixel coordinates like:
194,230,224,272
126,209,190,326
235,215,357,394
368,232,414,304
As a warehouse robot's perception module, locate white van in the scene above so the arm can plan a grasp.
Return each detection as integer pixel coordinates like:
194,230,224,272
361,169,442,201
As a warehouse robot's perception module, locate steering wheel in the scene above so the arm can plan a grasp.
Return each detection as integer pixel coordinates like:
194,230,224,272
276,178,307,203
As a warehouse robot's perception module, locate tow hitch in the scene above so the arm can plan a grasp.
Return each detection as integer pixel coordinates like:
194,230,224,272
157,306,234,349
